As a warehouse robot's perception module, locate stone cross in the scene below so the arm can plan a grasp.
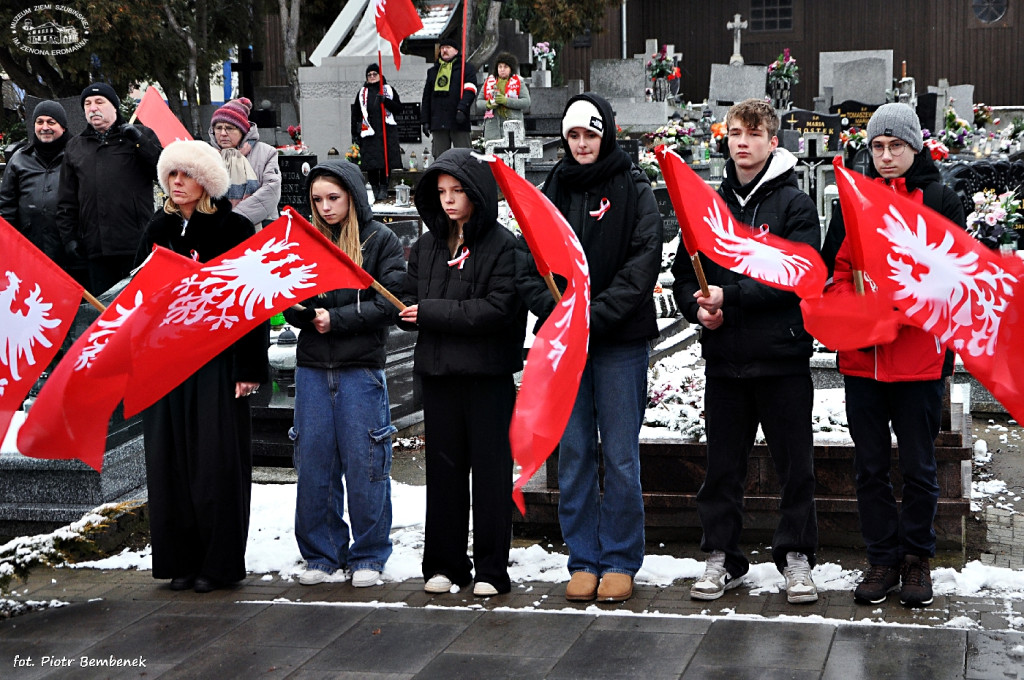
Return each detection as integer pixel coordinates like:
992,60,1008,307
484,120,543,178
727,14,747,66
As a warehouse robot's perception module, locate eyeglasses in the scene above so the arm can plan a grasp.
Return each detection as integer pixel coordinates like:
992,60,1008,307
870,140,908,157
213,124,240,133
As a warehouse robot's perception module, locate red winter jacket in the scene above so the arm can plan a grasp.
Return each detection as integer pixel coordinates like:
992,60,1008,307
831,177,947,382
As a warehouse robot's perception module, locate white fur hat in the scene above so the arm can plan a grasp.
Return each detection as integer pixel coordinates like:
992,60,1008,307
157,140,230,199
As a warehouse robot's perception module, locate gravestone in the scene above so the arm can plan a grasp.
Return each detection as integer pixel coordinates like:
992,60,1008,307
277,155,317,220
652,185,679,242
395,102,422,144
591,58,645,100
484,120,543,177
818,50,893,109
947,84,976,125
917,92,941,136
832,58,889,107
726,14,747,66
780,110,841,152
618,138,641,164
830,100,881,131
708,63,768,120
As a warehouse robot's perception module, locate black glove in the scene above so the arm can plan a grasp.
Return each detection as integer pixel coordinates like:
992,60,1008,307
120,123,142,142
455,110,468,126
421,124,431,139
369,93,381,107
64,240,80,258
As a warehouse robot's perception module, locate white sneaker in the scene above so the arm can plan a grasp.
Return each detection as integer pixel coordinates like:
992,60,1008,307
690,550,743,600
424,574,453,593
473,582,499,597
783,551,818,604
298,568,329,586
351,569,381,588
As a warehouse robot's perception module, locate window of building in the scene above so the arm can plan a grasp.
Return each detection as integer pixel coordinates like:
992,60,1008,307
973,0,1008,24
750,0,794,32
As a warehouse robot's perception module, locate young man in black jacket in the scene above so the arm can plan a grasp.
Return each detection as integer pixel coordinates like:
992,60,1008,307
672,98,821,604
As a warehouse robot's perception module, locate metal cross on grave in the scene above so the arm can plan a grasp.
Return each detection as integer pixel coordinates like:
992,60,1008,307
484,120,544,178
231,46,264,102
727,13,747,66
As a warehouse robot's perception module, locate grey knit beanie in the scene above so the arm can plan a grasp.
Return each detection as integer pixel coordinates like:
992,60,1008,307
866,103,923,153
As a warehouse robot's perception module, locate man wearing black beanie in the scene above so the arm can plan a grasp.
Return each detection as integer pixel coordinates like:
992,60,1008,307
57,83,163,294
420,36,478,159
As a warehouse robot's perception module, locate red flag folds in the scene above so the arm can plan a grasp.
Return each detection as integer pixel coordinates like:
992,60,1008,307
375,0,423,70
834,164,1024,422
134,86,193,147
122,209,375,417
488,156,591,515
0,218,83,441
656,145,827,299
17,248,202,470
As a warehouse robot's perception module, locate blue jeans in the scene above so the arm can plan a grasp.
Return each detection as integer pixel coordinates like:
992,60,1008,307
558,340,648,577
291,366,395,573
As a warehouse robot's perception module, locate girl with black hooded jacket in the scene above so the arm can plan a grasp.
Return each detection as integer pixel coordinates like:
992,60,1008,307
283,159,406,588
517,93,662,603
398,148,526,596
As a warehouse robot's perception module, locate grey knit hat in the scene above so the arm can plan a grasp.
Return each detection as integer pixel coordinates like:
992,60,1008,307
866,103,923,153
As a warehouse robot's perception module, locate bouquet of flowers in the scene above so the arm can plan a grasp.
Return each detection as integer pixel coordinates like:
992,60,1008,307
974,103,999,129
345,144,361,165
532,41,556,70
966,189,1023,249
642,120,697,150
287,124,302,145
638,150,661,182
839,127,867,152
767,48,799,85
646,45,674,80
937,106,973,149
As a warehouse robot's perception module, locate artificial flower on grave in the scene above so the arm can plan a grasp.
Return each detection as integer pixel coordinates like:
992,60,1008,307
966,188,1023,250
710,121,727,141
974,103,998,129
532,41,556,70
345,144,361,165
839,127,867,152
642,120,697,150
646,45,674,80
924,137,949,162
937,105,973,149
767,48,800,85
287,124,302,145
638,150,661,183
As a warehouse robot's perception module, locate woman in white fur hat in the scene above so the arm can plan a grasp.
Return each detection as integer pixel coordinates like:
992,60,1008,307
135,140,269,594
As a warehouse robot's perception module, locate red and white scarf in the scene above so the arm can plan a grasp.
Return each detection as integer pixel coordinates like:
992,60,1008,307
359,84,396,138
482,74,522,119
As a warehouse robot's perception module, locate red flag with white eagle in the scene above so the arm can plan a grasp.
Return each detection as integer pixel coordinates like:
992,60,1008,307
121,208,375,418
656,144,827,299
17,248,201,470
134,86,192,146
834,163,1024,422
374,0,423,70
487,155,591,515
0,218,83,442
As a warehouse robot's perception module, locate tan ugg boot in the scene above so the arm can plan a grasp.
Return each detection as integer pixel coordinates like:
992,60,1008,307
597,573,633,602
565,571,598,601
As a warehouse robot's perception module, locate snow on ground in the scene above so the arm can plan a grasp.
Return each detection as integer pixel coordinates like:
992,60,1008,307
56,480,1024,604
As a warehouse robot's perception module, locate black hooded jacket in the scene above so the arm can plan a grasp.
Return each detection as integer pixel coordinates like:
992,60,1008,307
672,149,821,377
517,93,662,345
282,159,407,369
0,134,68,262
400,148,525,375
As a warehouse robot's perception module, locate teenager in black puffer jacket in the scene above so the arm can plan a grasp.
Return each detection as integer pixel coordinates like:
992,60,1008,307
399,147,525,597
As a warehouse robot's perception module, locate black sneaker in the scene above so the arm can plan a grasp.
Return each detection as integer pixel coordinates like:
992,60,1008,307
899,555,934,607
853,564,900,604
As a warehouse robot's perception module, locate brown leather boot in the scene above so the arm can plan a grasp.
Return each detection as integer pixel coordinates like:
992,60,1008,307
565,571,598,601
597,573,634,602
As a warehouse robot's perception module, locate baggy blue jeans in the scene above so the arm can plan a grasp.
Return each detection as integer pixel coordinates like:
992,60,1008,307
558,340,649,577
291,366,395,574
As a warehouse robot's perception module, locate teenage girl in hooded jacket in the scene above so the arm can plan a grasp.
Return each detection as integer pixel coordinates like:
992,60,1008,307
517,93,662,603
283,159,406,588
399,147,525,597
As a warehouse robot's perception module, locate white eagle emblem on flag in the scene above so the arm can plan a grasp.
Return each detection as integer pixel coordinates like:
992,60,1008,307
0,271,62,392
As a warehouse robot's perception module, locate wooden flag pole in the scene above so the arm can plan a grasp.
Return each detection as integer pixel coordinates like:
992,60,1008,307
543,273,562,303
691,254,711,298
852,269,865,295
82,289,106,313
372,279,407,311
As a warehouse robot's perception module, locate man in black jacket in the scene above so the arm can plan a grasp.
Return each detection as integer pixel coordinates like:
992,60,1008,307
672,98,820,605
0,100,75,276
421,37,478,160
57,83,162,295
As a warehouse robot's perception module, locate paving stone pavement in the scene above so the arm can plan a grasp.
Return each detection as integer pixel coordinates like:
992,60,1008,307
3,566,1024,679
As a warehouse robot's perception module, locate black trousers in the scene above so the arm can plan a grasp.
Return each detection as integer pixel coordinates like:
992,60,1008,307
421,374,515,592
699,374,818,576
